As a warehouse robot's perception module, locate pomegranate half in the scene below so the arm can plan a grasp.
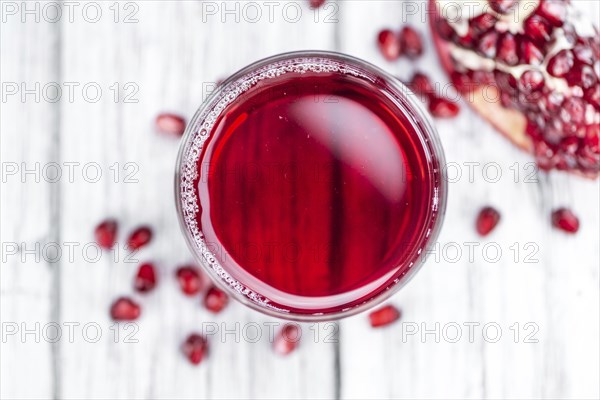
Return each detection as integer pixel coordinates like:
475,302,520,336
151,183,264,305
430,0,599,177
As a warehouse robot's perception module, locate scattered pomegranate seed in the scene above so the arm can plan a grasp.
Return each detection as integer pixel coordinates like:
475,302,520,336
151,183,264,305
399,26,423,59
127,226,152,250
408,72,434,98
489,0,518,14
428,96,460,118
176,266,203,296
476,207,501,236
203,286,229,313
181,333,208,365
369,305,401,328
309,0,325,8
377,29,402,61
273,323,302,356
551,208,580,233
156,113,186,137
95,219,118,249
134,262,157,293
110,297,141,321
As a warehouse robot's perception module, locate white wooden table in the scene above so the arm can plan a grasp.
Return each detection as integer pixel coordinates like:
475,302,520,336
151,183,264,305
1,1,599,399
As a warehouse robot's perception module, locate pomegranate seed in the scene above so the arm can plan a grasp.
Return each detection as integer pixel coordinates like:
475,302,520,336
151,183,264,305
95,219,118,249
584,85,600,110
134,262,157,293
408,72,434,98
469,13,497,36
451,71,472,92
175,266,203,296
377,29,402,61
584,125,599,151
203,286,229,313
127,226,152,250
559,23,577,46
518,70,545,93
181,333,208,365
156,113,186,137
541,95,561,115
551,208,580,233
536,0,566,27
429,96,460,118
309,0,325,8
559,136,579,154
497,33,519,66
577,147,599,172
489,0,518,14
523,15,553,44
110,297,141,321
547,50,574,77
526,122,542,140
535,140,557,170
561,97,585,125
566,65,597,89
273,324,301,356
519,90,544,107
520,39,544,65
476,207,501,236
477,30,498,58
494,70,518,94
573,39,595,65
399,26,423,59
369,305,401,328
457,31,475,49
435,18,455,40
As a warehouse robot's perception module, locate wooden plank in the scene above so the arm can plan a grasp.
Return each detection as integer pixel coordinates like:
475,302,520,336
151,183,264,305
0,7,61,400
57,1,339,398
336,1,599,399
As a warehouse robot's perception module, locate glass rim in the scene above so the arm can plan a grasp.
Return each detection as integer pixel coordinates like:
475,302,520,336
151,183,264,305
174,50,448,322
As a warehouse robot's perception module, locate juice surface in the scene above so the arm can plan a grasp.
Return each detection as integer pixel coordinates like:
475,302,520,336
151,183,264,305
196,71,433,312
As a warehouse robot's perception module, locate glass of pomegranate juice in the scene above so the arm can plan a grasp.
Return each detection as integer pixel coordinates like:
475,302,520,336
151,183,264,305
175,51,447,321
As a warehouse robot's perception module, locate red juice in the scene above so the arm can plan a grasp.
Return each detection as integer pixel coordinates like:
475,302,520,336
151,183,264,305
177,53,445,319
